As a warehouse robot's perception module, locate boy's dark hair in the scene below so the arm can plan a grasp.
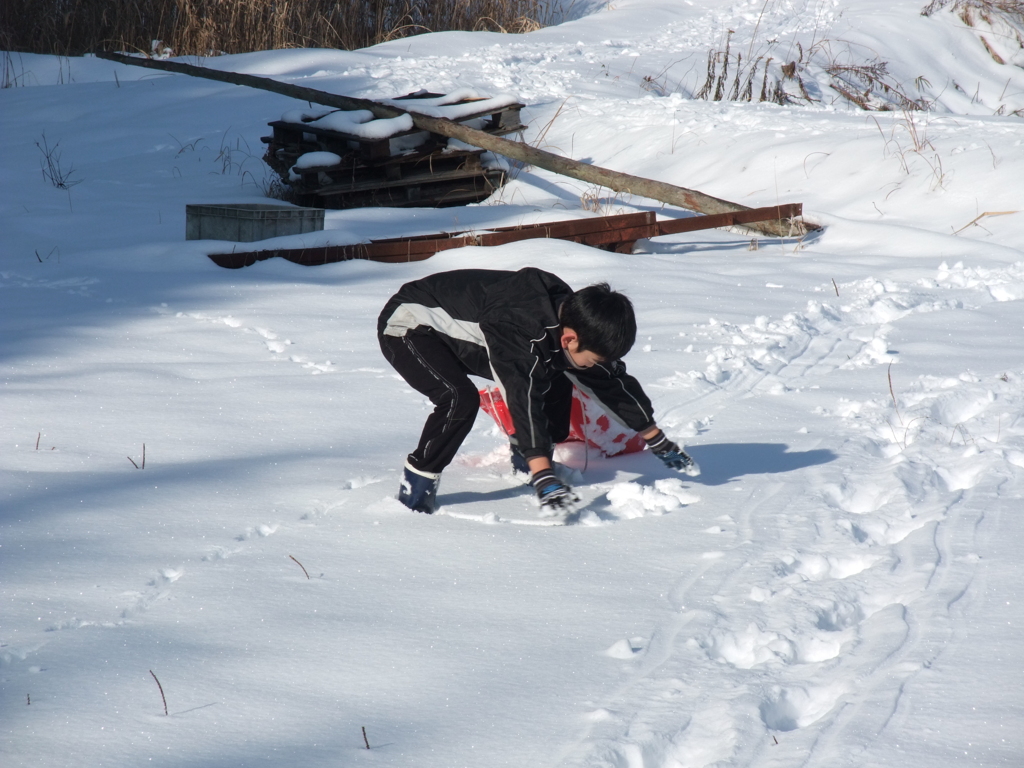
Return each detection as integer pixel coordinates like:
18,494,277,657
560,282,637,360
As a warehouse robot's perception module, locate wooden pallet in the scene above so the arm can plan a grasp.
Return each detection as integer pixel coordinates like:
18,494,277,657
208,204,804,268
261,91,525,209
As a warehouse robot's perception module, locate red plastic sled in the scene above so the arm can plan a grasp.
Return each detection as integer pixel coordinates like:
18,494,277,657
478,386,646,457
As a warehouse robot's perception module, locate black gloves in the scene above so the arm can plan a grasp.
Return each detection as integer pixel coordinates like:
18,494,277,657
644,430,701,476
531,467,579,513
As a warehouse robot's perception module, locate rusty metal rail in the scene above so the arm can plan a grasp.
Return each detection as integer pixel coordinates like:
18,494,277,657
208,203,803,268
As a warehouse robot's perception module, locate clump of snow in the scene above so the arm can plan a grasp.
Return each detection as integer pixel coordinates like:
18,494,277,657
606,478,699,518
604,637,645,658
307,108,413,138
703,622,795,668
384,91,520,119
280,106,414,138
280,106,335,123
292,151,341,169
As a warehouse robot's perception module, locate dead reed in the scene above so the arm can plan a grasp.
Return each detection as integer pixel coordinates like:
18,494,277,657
922,0,1024,69
693,31,928,111
0,0,548,57
922,0,1024,27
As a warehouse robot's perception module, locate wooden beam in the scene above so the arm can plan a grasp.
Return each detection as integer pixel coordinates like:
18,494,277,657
657,203,803,236
208,204,802,268
96,52,817,238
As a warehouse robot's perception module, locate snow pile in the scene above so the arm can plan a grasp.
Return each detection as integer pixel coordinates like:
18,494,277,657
383,88,520,118
280,105,414,138
280,106,336,123
292,151,342,169
306,108,414,138
279,89,517,141
605,478,699,518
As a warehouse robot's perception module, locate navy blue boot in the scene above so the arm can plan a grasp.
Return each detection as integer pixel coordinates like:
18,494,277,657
398,462,440,514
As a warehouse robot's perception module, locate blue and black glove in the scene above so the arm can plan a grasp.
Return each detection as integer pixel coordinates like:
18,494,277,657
644,430,701,476
531,468,579,514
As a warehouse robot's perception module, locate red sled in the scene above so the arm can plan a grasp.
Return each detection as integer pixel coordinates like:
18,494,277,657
478,386,646,457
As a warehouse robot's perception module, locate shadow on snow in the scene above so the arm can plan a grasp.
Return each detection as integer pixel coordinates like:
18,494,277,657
685,442,836,486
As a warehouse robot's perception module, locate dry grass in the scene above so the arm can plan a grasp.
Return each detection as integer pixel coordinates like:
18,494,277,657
922,0,1024,113
694,31,788,105
693,34,829,107
824,59,928,111
0,0,548,57
922,1,1024,67
692,32,929,112
923,0,1024,26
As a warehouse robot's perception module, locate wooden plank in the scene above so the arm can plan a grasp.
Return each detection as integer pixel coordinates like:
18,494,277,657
577,224,660,247
483,211,645,233
285,148,487,183
732,203,802,225
657,204,803,236
314,165,499,196
209,204,804,268
359,235,477,259
483,211,656,239
310,173,504,209
472,221,658,250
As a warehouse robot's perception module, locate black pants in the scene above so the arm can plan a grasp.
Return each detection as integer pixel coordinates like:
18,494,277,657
379,329,573,474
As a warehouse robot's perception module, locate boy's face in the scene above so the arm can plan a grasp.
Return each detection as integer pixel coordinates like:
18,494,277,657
560,328,606,369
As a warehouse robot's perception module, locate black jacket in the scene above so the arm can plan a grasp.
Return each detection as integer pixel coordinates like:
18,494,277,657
378,268,655,459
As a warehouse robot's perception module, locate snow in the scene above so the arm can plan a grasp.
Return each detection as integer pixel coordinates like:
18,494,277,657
306,109,414,139
279,106,335,124
293,151,343,169
383,90,521,119
3,1,1024,766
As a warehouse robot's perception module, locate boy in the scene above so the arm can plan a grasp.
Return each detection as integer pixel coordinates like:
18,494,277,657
377,267,699,515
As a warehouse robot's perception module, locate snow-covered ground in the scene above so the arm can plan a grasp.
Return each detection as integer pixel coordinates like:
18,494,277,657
3,1,1024,766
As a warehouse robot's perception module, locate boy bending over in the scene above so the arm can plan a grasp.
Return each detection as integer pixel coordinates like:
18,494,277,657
377,267,698,515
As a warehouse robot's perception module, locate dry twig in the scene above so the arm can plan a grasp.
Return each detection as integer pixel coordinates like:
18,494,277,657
952,210,1018,235
888,361,903,426
288,555,310,579
149,670,168,716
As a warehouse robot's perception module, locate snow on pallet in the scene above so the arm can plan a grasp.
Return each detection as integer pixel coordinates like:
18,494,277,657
261,89,525,209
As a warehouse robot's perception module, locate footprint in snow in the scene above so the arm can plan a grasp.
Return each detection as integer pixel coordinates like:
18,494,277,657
930,388,995,426
300,500,347,520
778,552,881,581
700,620,849,669
120,567,184,619
660,702,739,767
604,637,646,659
170,307,336,373
236,523,279,541
815,598,864,632
760,683,846,732
1005,450,1024,469
702,623,795,668
823,481,896,514
841,515,928,547
201,545,239,561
